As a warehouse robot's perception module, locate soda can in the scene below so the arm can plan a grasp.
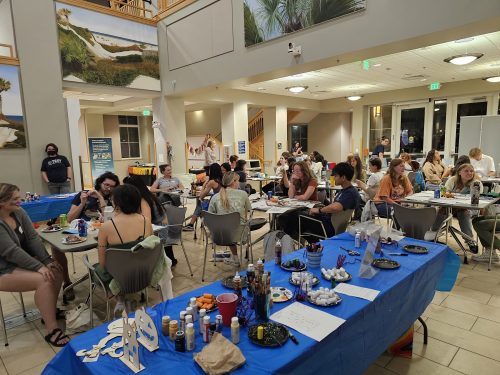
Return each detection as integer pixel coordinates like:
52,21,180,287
434,189,440,199
59,214,68,227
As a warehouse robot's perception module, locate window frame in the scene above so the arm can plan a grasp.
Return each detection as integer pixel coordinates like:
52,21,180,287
118,124,141,159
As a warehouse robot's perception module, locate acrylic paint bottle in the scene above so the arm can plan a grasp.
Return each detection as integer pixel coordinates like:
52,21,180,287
231,317,240,344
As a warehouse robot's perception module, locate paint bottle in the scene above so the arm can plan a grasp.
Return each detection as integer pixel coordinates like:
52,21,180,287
275,238,282,265
161,315,170,336
199,309,206,335
169,320,178,341
189,297,198,321
246,264,255,296
185,314,193,328
355,231,361,248
233,272,242,300
257,325,264,340
179,310,187,332
256,258,264,276
186,323,195,351
215,315,223,333
175,330,186,352
202,315,210,343
231,317,240,344
186,307,194,325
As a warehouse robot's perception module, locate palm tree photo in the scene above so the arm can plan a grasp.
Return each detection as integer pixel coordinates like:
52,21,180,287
0,78,11,115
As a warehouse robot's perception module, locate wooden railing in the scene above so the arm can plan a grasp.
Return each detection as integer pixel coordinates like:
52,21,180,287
248,110,263,142
109,0,152,18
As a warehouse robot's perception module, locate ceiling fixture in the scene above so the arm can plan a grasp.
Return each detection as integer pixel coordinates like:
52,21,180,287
346,95,363,101
483,76,500,83
286,86,308,93
443,53,483,65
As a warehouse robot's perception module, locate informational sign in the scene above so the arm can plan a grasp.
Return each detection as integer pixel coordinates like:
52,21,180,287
89,138,114,181
237,141,246,154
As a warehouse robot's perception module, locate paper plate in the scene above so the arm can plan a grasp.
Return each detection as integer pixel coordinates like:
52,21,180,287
320,270,352,282
189,295,218,313
307,292,342,307
281,259,307,272
41,225,62,233
221,275,248,289
288,271,320,286
247,323,289,347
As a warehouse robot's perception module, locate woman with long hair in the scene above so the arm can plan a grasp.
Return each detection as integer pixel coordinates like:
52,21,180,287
422,149,452,184
399,152,412,172
282,160,318,201
374,158,413,219
207,172,251,266
184,163,223,231
429,163,482,253
263,152,290,195
349,154,367,183
204,140,218,174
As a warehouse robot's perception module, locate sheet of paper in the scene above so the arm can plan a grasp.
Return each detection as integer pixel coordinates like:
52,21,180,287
266,206,292,214
251,200,270,210
334,283,380,301
270,302,345,342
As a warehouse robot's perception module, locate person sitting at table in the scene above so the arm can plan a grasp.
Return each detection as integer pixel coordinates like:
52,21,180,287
469,147,496,178
471,215,500,263
426,163,481,253
399,152,412,172
234,159,256,194
221,162,231,174
229,155,239,170
207,172,251,267
262,152,290,195
350,154,367,183
96,184,153,316
0,183,69,347
422,149,452,184
183,163,223,232
56,171,119,302
374,158,413,222
451,155,471,176
150,164,184,206
357,157,384,202
372,136,389,159
310,153,324,181
123,175,177,265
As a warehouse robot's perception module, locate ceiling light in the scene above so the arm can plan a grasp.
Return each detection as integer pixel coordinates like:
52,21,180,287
454,37,474,44
484,76,500,83
286,86,308,93
257,87,266,91
444,53,483,65
346,95,363,101
373,63,382,67
434,108,440,112
99,97,105,100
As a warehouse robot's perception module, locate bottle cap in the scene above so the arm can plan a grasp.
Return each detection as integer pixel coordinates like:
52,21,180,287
185,315,193,324
234,272,240,280
186,323,194,330
190,297,196,303
199,308,206,316
231,317,239,324
257,258,263,265
180,310,186,319
170,320,178,326
162,315,170,323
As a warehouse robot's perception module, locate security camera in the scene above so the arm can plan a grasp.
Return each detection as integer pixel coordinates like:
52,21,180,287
288,42,302,57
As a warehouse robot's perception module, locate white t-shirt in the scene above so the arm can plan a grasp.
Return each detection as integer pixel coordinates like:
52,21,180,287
361,171,384,201
471,154,495,178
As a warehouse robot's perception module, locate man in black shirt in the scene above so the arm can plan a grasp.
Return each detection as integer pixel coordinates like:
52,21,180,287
41,143,72,194
371,136,389,159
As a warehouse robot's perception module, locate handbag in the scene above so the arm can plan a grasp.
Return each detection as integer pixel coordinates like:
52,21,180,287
65,303,99,334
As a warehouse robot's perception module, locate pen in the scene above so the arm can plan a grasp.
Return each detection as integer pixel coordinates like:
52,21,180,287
289,332,299,345
388,253,408,256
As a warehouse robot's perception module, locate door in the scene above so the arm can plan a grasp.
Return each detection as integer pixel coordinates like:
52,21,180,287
395,103,428,157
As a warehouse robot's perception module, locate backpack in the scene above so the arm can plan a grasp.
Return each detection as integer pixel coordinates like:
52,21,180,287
414,171,425,193
262,230,295,262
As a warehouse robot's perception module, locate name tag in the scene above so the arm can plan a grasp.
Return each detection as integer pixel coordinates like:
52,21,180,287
18,226,23,234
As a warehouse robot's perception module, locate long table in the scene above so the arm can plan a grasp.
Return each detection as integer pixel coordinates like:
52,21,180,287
21,193,76,222
43,233,457,375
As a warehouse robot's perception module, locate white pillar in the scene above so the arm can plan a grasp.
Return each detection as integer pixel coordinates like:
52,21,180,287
66,98,82,191
152,96,186,174
221,102,248,159
263,106,287,174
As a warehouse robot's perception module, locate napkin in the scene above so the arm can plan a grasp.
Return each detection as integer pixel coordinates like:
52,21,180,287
62,229,79,234
194,333,246,374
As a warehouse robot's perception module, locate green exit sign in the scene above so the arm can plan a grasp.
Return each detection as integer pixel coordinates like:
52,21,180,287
429,82,441,91
362,60,370,70
143,109,151,116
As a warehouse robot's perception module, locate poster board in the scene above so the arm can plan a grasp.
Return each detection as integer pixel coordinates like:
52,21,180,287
89,137,114,181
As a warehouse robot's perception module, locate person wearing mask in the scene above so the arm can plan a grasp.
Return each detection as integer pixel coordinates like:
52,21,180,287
422,149,452,184
208,172,251,267
150,164,184,206
0,183,69,347
204,141,218,174
469,147,496,177
229,155,239,170
41,143,72,194
357,157,384,202
183,163,223,231
349,154,367,183
57,171,119,301
426,163,481,253
372,136,389,159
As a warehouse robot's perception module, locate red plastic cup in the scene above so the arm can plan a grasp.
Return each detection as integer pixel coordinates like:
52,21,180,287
216,293,238,326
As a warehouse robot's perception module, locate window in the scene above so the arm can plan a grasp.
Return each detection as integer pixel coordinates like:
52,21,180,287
118,115,138,125
399,107,425,154
455,101,487,153
119,126,140,158
369,105,392,153
432,100,447,151
290,125,308,153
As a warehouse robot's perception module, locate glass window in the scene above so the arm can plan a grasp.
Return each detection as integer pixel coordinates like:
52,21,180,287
455,101,487,153
369,105,392,153
432,100,447,151
119,126,140,158
400,107,425,154
118,115,138,125
290,125,308,153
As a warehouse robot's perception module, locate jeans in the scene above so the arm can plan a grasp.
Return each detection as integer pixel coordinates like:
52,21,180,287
431,207,474,243
472,216,500,249
47,181,71,194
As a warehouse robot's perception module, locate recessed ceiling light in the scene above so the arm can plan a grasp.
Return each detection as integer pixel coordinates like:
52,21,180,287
484,76,500,83
99,97,105,100
373,63,382,67
346,95,363,101
454,37,474,44
257,87,266,91
444,53,483,65
420,78,427,82
286,86,308,93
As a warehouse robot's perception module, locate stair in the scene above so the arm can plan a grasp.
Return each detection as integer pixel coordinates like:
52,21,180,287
248,110,264,162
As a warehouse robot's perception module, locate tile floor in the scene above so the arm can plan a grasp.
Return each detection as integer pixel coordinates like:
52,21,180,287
1,202,500,374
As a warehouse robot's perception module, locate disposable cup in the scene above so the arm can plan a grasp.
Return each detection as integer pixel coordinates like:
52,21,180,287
307,251,323,268
216,293,238,326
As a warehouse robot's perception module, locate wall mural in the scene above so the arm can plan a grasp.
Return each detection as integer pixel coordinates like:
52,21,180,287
244,0,366,47
0,64,26,148
55,2,160,90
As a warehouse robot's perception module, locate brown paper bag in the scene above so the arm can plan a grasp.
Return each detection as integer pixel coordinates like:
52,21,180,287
194,332,246,374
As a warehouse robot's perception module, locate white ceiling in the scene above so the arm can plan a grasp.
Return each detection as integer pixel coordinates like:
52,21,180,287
238,31,500,100
63,91,131,102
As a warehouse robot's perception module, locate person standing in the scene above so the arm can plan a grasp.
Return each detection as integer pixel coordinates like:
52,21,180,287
371,136,389,159
469,147,496,178
40,143,72,194
204,141,218,175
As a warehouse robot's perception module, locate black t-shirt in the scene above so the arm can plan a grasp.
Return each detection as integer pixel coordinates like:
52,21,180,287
334,185,360,211
41,155,71,183
236,170,247,183
71,192,112,221
372,144,385,157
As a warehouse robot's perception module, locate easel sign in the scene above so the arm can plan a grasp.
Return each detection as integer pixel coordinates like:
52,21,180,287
358,226,381,279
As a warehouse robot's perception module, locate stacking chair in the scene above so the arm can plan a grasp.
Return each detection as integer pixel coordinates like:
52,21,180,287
200,212,250,281
299,209,354,245
83,242,163,328
488,213,500,271
331,209,354,235
0,293,27,346
161,204,193,277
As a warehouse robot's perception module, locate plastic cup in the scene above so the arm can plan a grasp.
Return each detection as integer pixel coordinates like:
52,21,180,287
307,251,323,268
216,293,238,326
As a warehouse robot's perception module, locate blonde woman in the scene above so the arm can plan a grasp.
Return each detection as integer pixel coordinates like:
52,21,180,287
428,163,481,253
208,172,251,266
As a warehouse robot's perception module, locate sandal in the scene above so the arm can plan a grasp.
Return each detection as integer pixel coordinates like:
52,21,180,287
44,328,70,347
41,308,66,325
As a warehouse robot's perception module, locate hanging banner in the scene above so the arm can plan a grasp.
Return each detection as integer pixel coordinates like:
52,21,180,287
89,137,114,181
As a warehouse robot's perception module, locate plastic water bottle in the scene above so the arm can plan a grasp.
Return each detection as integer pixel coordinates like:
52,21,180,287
471,181,480,205
78,219,87,237
355,231,361,248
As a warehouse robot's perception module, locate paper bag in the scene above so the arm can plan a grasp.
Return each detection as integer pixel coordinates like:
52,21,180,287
194,333,246,374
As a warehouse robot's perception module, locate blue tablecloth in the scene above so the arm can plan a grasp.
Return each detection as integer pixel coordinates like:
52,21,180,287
20,194,76,222
43,233,458,375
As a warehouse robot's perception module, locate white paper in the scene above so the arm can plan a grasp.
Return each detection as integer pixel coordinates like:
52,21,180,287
270,302,345,342
266,207,292,214
334,283,380,301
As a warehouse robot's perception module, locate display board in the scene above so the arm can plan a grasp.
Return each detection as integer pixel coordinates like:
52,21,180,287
459,115,500,168
89,137,114,181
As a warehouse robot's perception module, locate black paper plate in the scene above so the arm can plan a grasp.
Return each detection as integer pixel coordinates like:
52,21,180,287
248,323,289,347
372,258,400,269
281,259,307,272
403,245,429,254
221,275,248,289
288,272,320,286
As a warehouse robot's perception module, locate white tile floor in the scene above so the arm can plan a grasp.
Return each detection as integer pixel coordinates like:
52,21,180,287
1,202,500,374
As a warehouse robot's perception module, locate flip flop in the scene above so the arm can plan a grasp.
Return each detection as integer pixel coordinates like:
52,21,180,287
44,328,70,347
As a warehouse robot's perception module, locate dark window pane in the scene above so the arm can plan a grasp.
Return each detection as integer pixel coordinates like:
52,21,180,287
129,143,140,158
128,127,139,142
455,102,487,153
119,127,128,142
120,143,129,158
432,101,447,151
369,105,392,152
118,115,128,124
400,107,425,154
127,116,138,125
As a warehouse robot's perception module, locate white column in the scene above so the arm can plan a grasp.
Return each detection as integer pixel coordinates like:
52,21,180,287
263,106,287,174
221,102,249,159
66,98,82,191
152,96,186,174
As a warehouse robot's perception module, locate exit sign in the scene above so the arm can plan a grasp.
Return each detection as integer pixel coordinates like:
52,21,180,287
143,109,151,116
362,60,370,70
429,82,441,91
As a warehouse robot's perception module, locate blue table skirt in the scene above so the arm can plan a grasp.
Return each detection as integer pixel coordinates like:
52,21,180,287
20,194,76,222
43,233,458,375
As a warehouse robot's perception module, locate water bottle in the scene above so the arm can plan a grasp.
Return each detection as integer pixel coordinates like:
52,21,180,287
103,206,114,221
275,238,282,265
78,219,87,237
471,181,480,205
355,231,361,248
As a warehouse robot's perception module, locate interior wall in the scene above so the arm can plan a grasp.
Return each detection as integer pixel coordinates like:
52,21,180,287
0,0,16,57
307,113,352,163
185,108,221,137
